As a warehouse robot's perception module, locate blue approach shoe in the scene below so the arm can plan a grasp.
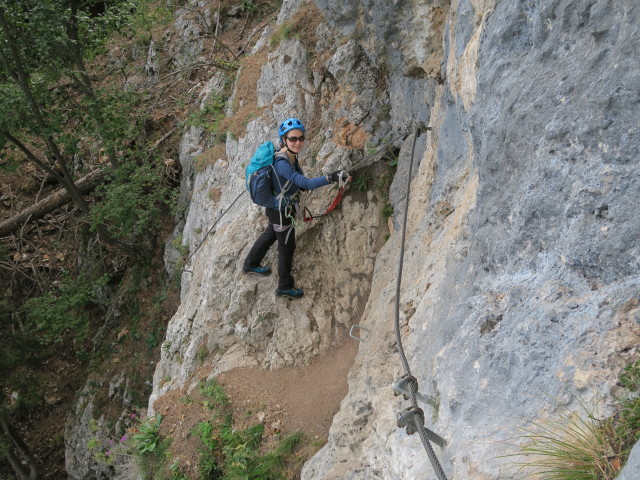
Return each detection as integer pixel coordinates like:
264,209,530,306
243,265,272,276
275,287,304,299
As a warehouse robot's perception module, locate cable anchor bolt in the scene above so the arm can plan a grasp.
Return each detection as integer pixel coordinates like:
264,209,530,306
392,375,438,409
396,406,448,447
349,325,369,342
396,405,423,435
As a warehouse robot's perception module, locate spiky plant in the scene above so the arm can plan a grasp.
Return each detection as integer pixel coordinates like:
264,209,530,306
515,402,623,480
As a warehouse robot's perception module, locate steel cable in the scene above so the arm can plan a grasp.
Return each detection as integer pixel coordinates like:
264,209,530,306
182,189,246,271
394,126,448,480
348,129,409,173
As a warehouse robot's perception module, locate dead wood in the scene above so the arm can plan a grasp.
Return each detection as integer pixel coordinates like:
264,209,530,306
0,169,108,237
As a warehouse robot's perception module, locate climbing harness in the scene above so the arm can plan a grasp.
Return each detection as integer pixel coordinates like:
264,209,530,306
391,124,448,480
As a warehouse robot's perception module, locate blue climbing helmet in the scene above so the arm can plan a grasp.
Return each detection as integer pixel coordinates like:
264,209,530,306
278,117,305,140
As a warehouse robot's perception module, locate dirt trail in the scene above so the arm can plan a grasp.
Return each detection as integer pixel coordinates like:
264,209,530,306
155,337,359,478
219,337,359,440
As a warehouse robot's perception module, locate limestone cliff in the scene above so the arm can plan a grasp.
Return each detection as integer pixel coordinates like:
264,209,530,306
150,0,640,478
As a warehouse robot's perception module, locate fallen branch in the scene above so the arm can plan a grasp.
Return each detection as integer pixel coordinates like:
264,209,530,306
152,126,180,149
0,169,108,237
238,16,274,55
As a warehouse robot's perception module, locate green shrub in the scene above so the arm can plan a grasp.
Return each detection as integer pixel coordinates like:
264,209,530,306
195,417,301,480
382,203,394,219
187,93,227,140
200,378,229,407
169,459,190,480
23,271,109,345
89,158,177,245
192,378,303,479
353,175,369,192
128,413,173,479
242,0,259,13
3,373,45,417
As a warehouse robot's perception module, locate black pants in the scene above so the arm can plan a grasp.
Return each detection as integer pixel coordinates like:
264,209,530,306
244,208,296,290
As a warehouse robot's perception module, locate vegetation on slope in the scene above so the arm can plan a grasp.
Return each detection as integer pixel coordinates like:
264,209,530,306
0,0,281,477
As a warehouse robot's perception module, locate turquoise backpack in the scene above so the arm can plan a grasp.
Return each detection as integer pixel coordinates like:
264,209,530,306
245,141,292,210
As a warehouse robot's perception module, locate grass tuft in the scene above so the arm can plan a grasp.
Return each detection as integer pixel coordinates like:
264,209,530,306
513,359,640,480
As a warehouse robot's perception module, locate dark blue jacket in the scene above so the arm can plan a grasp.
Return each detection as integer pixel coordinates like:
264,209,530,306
271,154,330,209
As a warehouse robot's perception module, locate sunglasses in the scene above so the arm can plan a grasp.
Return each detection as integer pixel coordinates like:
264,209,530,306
285,135,305,143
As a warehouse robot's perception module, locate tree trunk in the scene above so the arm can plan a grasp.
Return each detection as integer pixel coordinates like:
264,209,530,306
0,169,108,237
67,0,119,168
0,8,138,259
0,413,39,480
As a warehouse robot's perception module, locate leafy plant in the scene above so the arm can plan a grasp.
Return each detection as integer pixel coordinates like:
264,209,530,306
3,372,45,418
242,0,259,13
200,378,229,407
197,346,209,364
146,329,161,351
382,203,394,219
134,413,163,454
353,174,369,192
220,422,264,478
0,156,20,173
89,157,177,245
192,378,303,479
195,417,301,480
169,459,190,480
187,93,227,137
171,235,190,257
194,420,223,478
126,0,175,43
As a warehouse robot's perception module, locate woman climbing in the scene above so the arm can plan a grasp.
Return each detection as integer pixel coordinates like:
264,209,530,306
243,117,347,299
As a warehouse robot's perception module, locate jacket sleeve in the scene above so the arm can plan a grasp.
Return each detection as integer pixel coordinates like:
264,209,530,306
274,156,330,190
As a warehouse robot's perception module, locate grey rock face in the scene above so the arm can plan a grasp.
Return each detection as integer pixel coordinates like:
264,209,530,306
303,0,640,479
617,440,640,480
147,0,640,479
65,397,113,480
471,0,640,284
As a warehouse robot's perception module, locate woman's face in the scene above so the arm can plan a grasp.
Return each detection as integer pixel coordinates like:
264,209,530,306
283,128,305,154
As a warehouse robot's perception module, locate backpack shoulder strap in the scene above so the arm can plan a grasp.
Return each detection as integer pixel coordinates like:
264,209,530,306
271,155,293,216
